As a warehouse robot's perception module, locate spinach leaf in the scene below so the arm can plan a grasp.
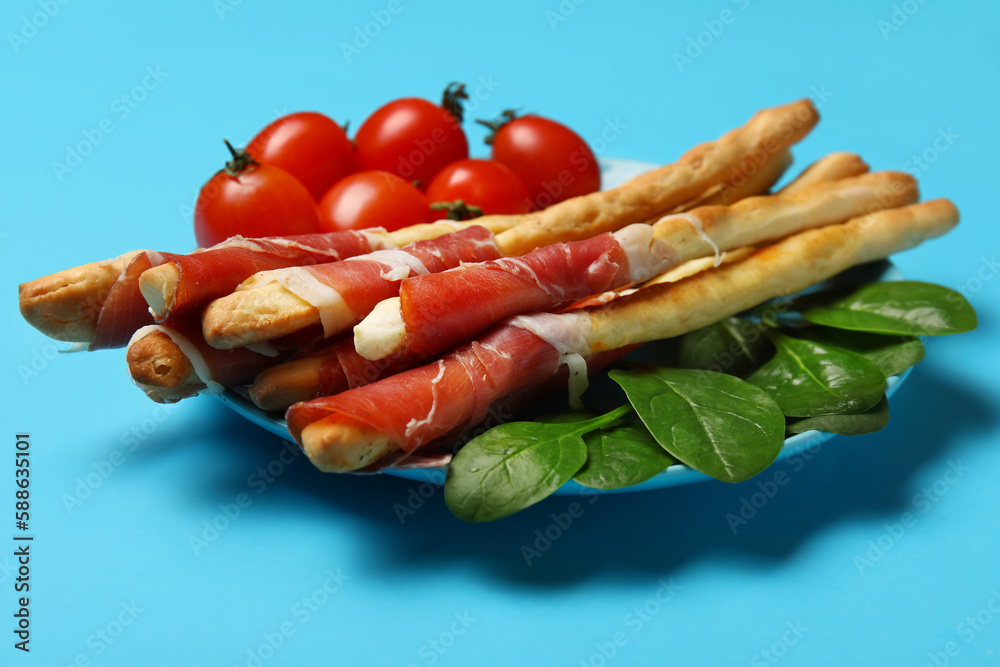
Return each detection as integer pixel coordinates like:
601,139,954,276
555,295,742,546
747,334,886,417
575,422,676,490
536,411,600,424
798,281,977,335
444,407,629,522
786,395,890,436
611,368,785,483
677,317,773,377
793,326,924,377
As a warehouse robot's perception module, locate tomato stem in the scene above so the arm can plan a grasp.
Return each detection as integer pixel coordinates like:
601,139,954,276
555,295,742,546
222,138,259,177
442,82,470,123
474,109,520,145
430,200,483,221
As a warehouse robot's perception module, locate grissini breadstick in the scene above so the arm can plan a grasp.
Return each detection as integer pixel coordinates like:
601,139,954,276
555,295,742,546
201,100,819,350
777,152,869,195
675,148,793,210
354,170,917,362
126,321,286,404
288,199,958,472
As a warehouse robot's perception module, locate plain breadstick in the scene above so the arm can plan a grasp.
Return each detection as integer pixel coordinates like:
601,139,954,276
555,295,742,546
669,149,793,211
778,152,869,195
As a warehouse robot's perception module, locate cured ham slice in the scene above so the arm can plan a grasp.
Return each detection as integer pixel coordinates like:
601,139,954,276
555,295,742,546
287,325,567,470
202,225,504,349
248,337,418,411
351,347,635,473
91,251,161,350
139,231,385,323
390,228,649,360
289,199,959,473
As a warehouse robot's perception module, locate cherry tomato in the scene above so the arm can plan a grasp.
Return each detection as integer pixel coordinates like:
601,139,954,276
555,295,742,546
194,141,321,248
354,83,470,188
317,170,432,233
246,112,356,201
426,159,532,217
479,111,600,209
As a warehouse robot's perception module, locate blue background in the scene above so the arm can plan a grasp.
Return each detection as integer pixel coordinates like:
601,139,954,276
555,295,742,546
3,1,999,665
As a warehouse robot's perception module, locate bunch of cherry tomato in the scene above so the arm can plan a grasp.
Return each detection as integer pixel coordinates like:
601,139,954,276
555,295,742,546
194,83,601,247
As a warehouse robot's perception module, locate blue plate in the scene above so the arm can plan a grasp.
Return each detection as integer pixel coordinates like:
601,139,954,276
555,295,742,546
217,158,913,494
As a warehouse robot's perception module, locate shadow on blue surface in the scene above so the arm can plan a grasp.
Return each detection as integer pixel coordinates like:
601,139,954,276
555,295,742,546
140,360,996,588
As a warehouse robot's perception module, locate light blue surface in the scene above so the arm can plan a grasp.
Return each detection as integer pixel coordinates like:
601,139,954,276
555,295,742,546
3,1,998,665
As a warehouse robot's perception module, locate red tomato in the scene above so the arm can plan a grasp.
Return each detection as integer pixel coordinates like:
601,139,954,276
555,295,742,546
425,159,532,217
246,111,356,201
194,141,321,248
318,170,432,233
354,83,470,188
481,111,600,209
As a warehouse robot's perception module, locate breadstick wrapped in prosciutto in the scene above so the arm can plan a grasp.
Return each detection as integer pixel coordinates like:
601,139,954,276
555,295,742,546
137,218,522,323
17,216,511,349
287,199,958,472
126,321,286,403
19,230,384,349
354,170,917,362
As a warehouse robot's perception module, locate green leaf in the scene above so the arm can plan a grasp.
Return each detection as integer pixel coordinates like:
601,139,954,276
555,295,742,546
747,335,886,417
444,408,627,522
536,411,600,424
798,281,977,335
574,422,676,490
611,368,785,483
677,317,773,377
793,326,924,377
786,395,890,436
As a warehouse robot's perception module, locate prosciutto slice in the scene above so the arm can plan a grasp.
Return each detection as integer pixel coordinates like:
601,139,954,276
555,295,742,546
158,231,382,322
314,339,418,397
91,251,161,350
350,345,634,473
287,325,563,450
369,224,676,360
89,230,385,350
245,225,504,340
